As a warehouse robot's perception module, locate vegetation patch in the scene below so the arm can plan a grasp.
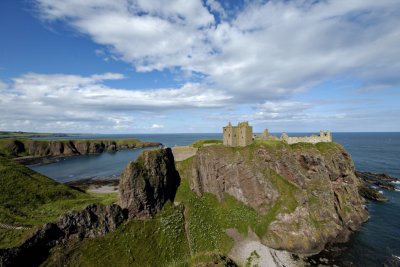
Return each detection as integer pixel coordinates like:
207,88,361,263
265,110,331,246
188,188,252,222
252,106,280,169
315,142,340,154
246,250,261,267
48,203,190,267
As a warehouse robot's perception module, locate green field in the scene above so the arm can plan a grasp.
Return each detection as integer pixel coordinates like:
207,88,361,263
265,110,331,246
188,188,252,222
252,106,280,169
0,131,66,139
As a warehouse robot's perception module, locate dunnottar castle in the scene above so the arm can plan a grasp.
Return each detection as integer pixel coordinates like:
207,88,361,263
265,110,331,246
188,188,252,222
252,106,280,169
223,121,332,147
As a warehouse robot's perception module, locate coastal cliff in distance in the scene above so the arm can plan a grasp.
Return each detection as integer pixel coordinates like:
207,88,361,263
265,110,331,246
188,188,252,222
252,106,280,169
0,139,161,163
177,140,369,255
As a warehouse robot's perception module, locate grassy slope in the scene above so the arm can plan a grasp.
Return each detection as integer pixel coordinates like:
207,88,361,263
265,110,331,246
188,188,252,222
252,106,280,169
0,157,117,248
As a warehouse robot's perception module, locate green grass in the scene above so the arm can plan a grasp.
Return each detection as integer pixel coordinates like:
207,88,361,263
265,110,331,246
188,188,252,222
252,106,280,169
0,157,118,248
315,142,340,154
191,139,223,148
46,203,190,267
0,131,63,139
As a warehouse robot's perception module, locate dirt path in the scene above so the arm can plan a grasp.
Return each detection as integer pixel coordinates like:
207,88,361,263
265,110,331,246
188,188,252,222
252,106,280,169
86,185,118,193
0,222,30,230
183,206,194,256
226,228,303,267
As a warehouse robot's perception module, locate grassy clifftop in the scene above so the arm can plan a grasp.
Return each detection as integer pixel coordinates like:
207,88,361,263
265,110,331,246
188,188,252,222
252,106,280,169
0,157,117,248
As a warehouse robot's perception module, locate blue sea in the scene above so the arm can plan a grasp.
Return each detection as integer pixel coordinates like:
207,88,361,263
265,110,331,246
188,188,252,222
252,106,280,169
30,132,400,266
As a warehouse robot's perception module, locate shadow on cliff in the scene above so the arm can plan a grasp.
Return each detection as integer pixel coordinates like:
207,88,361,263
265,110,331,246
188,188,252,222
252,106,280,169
119,147,181,219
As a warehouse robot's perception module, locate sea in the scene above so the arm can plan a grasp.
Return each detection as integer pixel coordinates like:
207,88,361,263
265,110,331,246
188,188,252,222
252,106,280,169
30,132,400,267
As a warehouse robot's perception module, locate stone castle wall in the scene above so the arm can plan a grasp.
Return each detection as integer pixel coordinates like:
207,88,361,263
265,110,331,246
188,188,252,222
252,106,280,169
223,122,253,147
281,131,332,144
171,146,198,161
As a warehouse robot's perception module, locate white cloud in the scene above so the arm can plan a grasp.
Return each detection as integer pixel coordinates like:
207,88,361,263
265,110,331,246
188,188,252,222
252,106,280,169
2,0,396,132
0,80,7,91
34,0,400,102
0,72,231,132
150,124,163,129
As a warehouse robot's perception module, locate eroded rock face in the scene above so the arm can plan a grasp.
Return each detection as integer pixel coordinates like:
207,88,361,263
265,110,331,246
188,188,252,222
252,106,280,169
0,204,125,267
4,139,161,159
119,148,180,219
186,143,368,255
57,204,126,240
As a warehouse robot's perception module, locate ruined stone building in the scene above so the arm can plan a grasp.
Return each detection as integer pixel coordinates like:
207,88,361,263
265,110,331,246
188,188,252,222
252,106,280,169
280,130,332,144
223,121,253,147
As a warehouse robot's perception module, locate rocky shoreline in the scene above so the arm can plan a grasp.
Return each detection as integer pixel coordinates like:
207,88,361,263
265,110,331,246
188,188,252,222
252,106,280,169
1,139,163,165
305,171,400,266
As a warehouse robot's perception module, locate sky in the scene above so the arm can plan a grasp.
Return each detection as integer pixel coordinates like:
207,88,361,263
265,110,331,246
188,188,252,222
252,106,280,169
0,0,399,133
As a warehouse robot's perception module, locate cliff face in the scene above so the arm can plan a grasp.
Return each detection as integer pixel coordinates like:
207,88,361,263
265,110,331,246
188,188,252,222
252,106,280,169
184,142,368,255
119,148,180,219
2,139,161,159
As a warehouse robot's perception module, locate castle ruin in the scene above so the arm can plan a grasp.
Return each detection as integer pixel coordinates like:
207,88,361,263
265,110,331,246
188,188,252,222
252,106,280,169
223,121,253,147
280,130,332,144
223,122,332,146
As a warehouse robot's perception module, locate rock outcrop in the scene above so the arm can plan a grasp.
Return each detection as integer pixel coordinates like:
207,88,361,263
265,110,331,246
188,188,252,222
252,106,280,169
356,171,398,191
0,204,126,267
57,204,126,240
5,139,161,164
358,182,387,201
181,142,368,255
119,148,180,219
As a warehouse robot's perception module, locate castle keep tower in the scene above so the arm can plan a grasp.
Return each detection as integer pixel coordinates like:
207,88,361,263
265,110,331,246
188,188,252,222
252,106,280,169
223,121,253,147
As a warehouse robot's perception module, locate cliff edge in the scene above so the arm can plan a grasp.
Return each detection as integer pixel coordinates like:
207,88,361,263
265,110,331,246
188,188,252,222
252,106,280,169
178,141,368,255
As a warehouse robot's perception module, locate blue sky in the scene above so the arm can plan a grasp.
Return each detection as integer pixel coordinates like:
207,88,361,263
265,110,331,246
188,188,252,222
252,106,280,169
0,0,399,133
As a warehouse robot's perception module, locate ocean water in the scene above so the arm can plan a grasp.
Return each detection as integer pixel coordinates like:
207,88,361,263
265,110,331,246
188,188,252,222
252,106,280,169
30,132,400,266
30,133,221,182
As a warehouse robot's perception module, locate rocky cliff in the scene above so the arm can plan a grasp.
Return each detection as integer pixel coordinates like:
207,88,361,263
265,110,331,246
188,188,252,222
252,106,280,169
0,204,126,267
180,141,368,255
119,148,180,219
1,139,161,162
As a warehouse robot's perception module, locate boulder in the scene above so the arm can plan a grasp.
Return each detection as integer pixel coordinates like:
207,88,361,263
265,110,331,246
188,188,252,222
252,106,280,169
119,148,180,219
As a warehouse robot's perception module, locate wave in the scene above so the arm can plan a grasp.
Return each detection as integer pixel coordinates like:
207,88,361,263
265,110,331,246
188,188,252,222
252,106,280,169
391,180,400,184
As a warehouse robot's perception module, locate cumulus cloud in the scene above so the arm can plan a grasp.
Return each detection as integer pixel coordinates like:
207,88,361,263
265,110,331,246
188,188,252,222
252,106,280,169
4,0,397,132
34,0,400,101
0,72,231,132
